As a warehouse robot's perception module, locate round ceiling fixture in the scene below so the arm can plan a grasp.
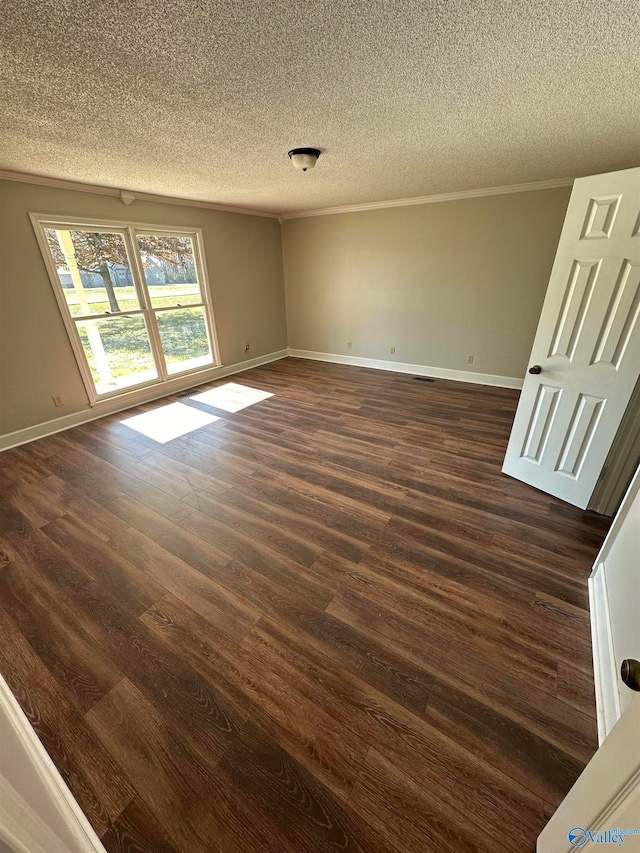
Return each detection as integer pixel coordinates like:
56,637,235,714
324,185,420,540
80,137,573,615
288,147,321,171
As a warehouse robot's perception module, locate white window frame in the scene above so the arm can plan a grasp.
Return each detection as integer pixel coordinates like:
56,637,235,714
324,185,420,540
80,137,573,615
30,213,222,405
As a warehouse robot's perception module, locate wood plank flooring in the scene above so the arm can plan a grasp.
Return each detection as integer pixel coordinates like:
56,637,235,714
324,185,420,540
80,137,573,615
0,358,611,852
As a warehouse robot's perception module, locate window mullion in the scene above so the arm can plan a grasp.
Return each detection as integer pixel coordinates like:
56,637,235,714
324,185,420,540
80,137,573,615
193,228,222,367
152,302,206,314
125,227,169,381
32,216,220,400
72,308,147,322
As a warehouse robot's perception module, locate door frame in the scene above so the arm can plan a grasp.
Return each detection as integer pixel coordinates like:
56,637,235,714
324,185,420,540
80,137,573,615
589,463,640,742
0,674,107,853
588,377,640,516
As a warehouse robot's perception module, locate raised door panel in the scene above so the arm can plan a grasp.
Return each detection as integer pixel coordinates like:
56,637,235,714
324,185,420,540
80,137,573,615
503,167,640,508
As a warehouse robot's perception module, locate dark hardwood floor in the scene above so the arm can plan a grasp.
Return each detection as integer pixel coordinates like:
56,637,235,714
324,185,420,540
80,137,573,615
0,358,610,852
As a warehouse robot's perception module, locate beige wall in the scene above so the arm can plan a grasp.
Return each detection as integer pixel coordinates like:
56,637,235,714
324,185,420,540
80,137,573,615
282,187,571,379
0,179,287,436
0,179,571,440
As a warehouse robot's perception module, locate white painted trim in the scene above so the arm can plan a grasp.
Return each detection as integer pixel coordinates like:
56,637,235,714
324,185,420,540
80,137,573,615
29,214,223,405
591,464,640,568
0,675,106,853
537,694,640,852
590,765,640,840
588,464,640,742
0,777,72,853
589,381,640,516
0,168,573,221
0,170,280,219
0,350,288,451
281,178,574,219
0,348,518,451
589,564,621,744
286,349,523,389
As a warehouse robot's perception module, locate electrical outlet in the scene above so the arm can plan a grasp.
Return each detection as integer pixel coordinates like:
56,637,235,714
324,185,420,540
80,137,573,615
467,354,474,364
52,394,65,407
347,341,352,349
244,344,250,352
390,346,396,354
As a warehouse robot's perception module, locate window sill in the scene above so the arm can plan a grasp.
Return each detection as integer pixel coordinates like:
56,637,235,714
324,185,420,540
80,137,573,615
88,363,224,408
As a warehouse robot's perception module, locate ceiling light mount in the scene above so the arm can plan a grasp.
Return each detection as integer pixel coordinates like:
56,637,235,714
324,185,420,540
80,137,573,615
288,147,321,172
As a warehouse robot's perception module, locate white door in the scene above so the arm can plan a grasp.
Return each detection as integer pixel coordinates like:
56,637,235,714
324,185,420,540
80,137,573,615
503,167,640,508
537,695,640,852
538,468,640,851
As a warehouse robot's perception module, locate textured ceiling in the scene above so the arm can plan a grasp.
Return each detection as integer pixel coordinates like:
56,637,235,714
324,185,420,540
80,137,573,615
1,0,639,214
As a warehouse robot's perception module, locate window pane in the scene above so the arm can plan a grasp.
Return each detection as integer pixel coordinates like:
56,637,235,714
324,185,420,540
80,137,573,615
156,307,213,375
136,234,202,307
44,228,140,316
76,315,157,395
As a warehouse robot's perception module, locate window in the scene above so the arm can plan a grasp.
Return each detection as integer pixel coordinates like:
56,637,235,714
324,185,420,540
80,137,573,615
31,216,220,402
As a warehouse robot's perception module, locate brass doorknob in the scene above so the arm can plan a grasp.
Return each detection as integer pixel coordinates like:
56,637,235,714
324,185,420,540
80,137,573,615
528,365,542,375
621,659,640,691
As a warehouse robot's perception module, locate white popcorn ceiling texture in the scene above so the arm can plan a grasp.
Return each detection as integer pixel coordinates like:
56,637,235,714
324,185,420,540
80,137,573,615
1,0,638,214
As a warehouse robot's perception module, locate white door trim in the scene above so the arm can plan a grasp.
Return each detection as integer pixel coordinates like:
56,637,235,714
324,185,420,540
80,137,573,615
0,675,107,853
589,561,622,744
0,776,74,853
588,464,640,742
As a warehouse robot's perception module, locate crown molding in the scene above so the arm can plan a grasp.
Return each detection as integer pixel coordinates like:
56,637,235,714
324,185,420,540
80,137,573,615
0,169,280,219
281,177,574,219
0,168,574,221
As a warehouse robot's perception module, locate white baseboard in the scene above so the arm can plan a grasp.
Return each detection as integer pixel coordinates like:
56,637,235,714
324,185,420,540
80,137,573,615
0,674,106,853
287,349,524,389
0,348,520,452
0,350,288,452
589,564,620,745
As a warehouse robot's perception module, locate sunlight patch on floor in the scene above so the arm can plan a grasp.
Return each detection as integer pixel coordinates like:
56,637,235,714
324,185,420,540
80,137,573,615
193,382,274,413
121,402,219,443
